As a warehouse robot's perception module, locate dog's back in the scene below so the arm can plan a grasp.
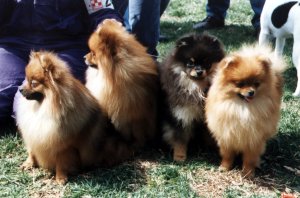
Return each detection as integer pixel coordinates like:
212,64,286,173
259,0,299,44
259,0,300,96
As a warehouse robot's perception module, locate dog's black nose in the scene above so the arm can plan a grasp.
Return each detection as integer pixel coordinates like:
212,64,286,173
196,70,203,76
248,90,255,97
19,88,24,95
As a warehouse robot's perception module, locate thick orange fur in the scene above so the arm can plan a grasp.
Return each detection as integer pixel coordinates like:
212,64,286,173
205,44,286,177
85,19,158,148
16,51,133,184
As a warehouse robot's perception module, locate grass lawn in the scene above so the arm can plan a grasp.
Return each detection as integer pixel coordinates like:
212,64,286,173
1,0,300,197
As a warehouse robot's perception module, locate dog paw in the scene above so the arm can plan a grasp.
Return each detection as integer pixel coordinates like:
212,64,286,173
173,154,186,162
218,165,230,172
56,176,68,185
173,144,187,162
220,159,233,171
20,160,35,170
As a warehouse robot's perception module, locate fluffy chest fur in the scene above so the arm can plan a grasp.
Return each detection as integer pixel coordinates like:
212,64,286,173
206,95,279,151
15,93,64,168
162,66,208,127
16,95,60,145
85,66,106,102
164,64,207,106
171,104,204,127
161,64,207,126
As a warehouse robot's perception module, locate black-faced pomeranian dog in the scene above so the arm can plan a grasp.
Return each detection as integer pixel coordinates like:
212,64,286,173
160,33,225,161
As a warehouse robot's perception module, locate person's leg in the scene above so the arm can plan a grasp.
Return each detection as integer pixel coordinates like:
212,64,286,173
206,0,230,20
160,0,170,16
250,0,265,30
128,0,160,56
112,0,128,16
57,48,89,83
193,0,229,30
0,46,28,127
123,7,130,31
159,0,170,42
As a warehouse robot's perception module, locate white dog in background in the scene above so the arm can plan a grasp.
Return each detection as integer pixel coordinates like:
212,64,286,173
259,0,300,96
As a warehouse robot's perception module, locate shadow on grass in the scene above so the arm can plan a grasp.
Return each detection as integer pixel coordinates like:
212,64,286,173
66,149,199,197
0,119,17,136
255,130,300,192
160,21,258,47
283,66,298,96
67,161,147,196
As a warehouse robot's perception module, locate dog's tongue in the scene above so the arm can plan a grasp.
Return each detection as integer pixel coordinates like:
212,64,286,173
244,96,253,103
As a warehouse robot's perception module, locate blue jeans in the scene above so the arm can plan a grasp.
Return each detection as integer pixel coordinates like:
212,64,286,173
128,0,161,56
120,0,169,56
206,0,265,28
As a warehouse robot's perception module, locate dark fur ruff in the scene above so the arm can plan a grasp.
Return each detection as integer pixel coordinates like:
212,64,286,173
16,51,133,184
160,33,225,161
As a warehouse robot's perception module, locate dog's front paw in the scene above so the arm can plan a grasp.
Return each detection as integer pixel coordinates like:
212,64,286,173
173,144,187,162
218,165,230,172
56,176,68,185
20,158,36,170
173,153,187,162
55,168,69,185
219,158,233,171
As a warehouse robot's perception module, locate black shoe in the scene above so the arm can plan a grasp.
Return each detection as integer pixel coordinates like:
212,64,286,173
193,16,225,30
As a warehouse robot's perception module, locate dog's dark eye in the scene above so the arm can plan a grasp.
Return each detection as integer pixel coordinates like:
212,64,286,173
186,61,194,68
236,82,245,88
202,58,209,64
254,82,260,87
31,80,39,88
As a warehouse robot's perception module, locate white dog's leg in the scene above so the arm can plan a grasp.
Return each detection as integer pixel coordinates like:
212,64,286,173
258,32,270,46
275,37,286,56
292,36,300,97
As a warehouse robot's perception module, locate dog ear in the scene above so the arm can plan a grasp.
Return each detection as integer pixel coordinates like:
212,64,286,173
29,51,54,73
175,34,194,48
201,33,223,49
39,53,67,83
96,19,123,34
256,55,271,73
29,51,39,59
95,23,119,57
222,56,239,69
39,53,54,72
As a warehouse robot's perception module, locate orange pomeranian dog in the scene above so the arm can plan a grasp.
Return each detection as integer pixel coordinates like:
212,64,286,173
205,45,286,177
85,19,158,148
15,51,133,184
